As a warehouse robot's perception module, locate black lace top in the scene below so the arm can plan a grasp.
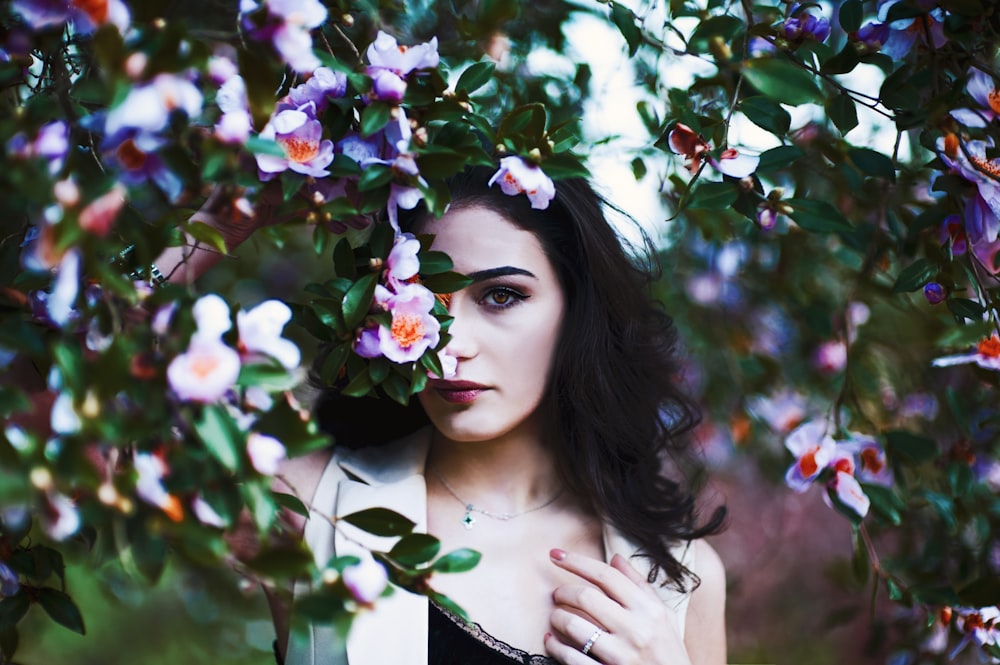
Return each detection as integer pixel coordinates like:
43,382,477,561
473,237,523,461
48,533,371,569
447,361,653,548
429,602,556,665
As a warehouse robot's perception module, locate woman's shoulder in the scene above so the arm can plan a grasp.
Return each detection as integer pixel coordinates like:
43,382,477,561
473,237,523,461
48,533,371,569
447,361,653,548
683,539,726,665
273,448,335,536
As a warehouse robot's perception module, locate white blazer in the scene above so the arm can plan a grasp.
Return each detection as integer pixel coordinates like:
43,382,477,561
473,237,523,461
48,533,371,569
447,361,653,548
286,429,694,665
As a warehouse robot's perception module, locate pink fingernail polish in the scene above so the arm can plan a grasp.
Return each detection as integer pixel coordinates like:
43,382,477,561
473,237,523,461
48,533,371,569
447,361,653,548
544,632,552,641
550,548,567,561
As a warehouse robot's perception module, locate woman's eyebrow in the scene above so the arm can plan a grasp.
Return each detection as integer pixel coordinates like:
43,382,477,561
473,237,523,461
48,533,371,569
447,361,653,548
465,266,537,283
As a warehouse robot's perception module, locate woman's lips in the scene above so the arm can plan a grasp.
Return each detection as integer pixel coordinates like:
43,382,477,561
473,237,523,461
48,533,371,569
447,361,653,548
429,380,489,404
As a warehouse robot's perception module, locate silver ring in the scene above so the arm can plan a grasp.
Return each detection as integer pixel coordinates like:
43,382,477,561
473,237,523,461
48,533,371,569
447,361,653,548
581,628,604,656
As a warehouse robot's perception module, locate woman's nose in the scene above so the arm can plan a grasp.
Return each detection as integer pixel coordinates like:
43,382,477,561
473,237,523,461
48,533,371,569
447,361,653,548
442,302,476,360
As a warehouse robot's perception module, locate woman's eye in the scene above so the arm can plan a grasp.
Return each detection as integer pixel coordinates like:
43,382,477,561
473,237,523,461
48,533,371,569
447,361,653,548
481,287,525,309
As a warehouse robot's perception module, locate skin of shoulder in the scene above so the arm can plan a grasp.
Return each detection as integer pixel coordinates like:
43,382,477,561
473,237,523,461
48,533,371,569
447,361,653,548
683,539,727,665
272,447,334,536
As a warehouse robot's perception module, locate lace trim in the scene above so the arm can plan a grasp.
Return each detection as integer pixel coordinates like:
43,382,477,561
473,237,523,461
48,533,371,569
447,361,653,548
431,601,557,665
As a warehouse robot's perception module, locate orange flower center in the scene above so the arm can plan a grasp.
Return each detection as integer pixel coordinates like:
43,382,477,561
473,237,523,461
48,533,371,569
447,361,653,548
502,172,524,193
162,495,184,522
391,312,425,349
860,448,884,474
190,354,221,379
970,154,1000,178
989,89,1000,115
832,457,854,475
71,0,108,24
978,335,1000,358
278,136,320,164
943,133,959,158
116,139,147,170
798,448,820,477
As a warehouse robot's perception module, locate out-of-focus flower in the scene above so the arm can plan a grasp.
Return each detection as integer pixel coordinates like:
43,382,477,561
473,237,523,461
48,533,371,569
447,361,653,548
668,123,758,178
973,237,1000,276
50,392,81,435
289,67,348,111
940,215,968,256
899,392,939,420
366,31,440,103
193,293,233,341
951,68,1000,128
854,21,890,52
355,283,440,364
8,120,69,174
12,0,130,33
747,390,807,433
813,340,847,374
342,553,389,605
255,106,334,179
47,248,80,326
105,134,183,200
79,184,126,236
488,156,556,210
784,420,837,492
827,470,870,519
246,432,286,475
951,606,1000,659
237,300,301,370
167,337,241,403
215,75,253,144
924,282,946,304
104,73,203,139
241,0,327,73
782,5,830,43
747,36,775,57
933,335,1000,371
134,452,184,521
935,135,1000,244
42,491,79,540
192,495,227,528
0,563,19,597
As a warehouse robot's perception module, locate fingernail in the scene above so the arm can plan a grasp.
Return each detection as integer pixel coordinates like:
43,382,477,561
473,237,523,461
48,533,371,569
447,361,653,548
550,548,567,561
544,632,552,642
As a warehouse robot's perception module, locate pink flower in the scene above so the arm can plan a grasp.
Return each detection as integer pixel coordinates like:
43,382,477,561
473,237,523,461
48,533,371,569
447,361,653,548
784,420,837,492
827,470,870,519
13,0,130,33
242,0,328,73
255,107,334,179
936,135,1000,243
386,233,421,285
246,432,286,475
215,75,252,144
813,340,847,373
8,120,68,174
488,156,556,210
951,68,1000,128
932,335,1000,371
746,389,807,433
167,337,241,403
104,73,203,139
355,283,440,364
342,554,389,605
667,123,759,178
79,184,126,236
366,31,439,102
288,67,347,112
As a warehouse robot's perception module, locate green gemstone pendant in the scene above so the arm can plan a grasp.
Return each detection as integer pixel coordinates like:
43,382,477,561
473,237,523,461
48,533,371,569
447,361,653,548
462,506,476,529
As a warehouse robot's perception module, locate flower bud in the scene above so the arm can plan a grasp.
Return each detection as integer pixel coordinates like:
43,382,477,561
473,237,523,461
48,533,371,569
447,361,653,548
342,555,389,605
528,148,542,162
30,467,53,491
341,14,354,27
125,52,148,79
924,282,946,305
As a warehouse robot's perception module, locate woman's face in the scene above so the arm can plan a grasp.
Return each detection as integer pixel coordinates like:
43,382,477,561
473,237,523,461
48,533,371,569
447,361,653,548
416,204,566,445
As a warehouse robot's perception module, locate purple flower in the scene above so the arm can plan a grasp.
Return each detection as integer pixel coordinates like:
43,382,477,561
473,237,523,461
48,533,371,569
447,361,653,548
937,136,1000,244
8,120,68,174
923,282,945,304
241,0,328,73
951,68,1000,128
12,0,129,33
255,107,334,179
104,133,183,201
488,156,556,210
783,10,830,43
288,67,348,112
355,283,440,364
940,215,968,256
342,554,389,605
385,233,421,286
104,73,203,139
877,0,947,60
0,563,19,597
784,420,837,492
855,21,890,51
365,31,440,103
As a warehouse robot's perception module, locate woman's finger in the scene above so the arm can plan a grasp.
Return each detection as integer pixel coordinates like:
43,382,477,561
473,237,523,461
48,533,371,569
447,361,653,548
551,583,629,634
550,548,643,608
545,619,614,664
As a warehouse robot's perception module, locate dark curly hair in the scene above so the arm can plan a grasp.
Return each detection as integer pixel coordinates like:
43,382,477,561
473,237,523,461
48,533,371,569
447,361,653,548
313,166,725,590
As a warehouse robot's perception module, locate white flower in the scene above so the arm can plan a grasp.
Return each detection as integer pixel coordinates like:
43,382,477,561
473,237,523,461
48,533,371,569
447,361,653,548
238,300,301,370
104,73,203,138
134,452,171,509
246,432,286,475
828,471,870,519
193,294,233,340
48,249,80,326
50,393,81,435
43,492,79,541
192,495,227,528
342,554,389,605
488,157,556,210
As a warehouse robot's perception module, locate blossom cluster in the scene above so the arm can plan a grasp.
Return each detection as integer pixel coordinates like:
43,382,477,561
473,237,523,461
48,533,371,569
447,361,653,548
783,420,892,521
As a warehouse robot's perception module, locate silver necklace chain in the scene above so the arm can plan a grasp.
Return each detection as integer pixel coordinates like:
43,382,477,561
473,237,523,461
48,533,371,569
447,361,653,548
430,466,564,530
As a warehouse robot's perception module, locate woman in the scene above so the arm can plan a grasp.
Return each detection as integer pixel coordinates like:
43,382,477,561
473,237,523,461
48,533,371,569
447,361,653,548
274,166,727,665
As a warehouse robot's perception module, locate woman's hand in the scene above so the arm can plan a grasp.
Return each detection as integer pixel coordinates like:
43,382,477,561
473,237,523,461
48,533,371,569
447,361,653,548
544,548,692,665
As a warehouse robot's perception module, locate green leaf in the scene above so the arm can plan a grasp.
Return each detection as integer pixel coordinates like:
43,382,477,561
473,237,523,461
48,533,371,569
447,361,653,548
891,259,936,293
456,61,496,94
246,547,315,579
743,58,822,106
382,371,411,406
756,145,805,173
886,430,938,464
244,480,278,531
863,484,903,526
422,271,473,294
37,589,85,635
0,626,17,661
358,164,394,192
319,344,351,384
389,533,442,567
333,238,357,279
340,367,374,397
418,251,454,275
0,595,28,631
431,548,482,573
947,298,986,321
186,221,229,255
827,93,859,133
194,405,243,472
340,507,415,537
238,363,299,391
273,491,310,519
848,148,895,182
361,102,392,138
610,2,642,56
739,96,790,136
245,135,285,157
786,199,853,233
688,15,744,54
839,0,863,32
329,153,362,178
687,182,738,210
341,272,379,330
